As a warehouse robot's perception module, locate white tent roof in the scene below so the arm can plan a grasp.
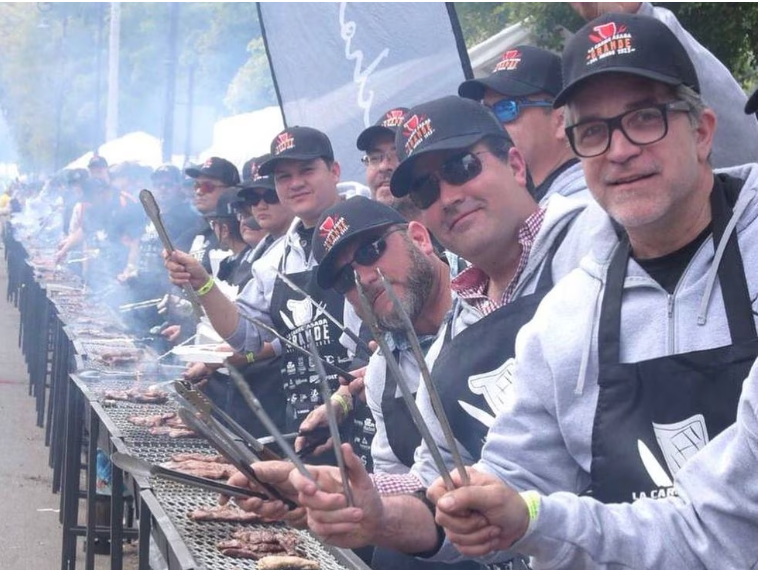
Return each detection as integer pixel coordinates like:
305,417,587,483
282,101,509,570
198,106,284,170
64,131,166,170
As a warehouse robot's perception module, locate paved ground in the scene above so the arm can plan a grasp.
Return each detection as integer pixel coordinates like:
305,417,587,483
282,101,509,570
0,237,138,570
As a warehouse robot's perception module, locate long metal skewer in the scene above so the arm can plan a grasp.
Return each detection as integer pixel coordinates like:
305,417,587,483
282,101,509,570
276,269,371,354
139,189,204,320
235,311,356,381
227,364,318,484
308,335,354,506
377,269,469,486
354,273,455,490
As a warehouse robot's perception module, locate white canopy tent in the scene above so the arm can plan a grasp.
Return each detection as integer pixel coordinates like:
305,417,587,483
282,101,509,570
64,131,167,170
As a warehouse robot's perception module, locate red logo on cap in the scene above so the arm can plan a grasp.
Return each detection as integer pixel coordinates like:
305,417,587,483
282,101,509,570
274,132,295,155
381,109,406,128
203,157,214,168
319,216,350,253
403,114,435,156
586,22,633,65
493,49,522,72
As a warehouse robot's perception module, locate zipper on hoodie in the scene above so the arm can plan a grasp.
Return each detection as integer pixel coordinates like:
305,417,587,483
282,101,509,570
667,293,676,354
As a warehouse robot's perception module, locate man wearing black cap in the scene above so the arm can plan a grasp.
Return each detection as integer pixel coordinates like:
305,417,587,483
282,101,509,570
356,107,420,218
207,192,255,292
184,156,241,275
459,45,586,204
166,128,369,445
286,96,608,560
410,13,758,568
87,154,109,183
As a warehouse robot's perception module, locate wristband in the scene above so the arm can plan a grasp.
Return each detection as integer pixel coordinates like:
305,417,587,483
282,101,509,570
331,393,351,417
245,352,256,364
520,490,541,523
195,276,215,297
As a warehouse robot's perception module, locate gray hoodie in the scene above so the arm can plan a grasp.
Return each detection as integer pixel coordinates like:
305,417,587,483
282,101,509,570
515,353,758,569
452,164,758,568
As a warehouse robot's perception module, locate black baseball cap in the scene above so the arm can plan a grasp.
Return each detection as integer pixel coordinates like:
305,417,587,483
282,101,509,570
390,96,511,198
236,154,276,198
88,154,108,169
204,191,239,220
554,13,700,108
459,46,562,101
258,126,334,176
745,88,758,116
314,196,406,289
185,157,241,187
356,107,410,151
151,164,182,184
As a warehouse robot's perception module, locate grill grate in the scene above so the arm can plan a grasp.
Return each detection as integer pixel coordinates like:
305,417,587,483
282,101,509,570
150,479,354,570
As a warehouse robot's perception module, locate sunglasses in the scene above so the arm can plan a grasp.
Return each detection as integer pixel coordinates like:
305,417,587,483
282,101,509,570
408,151,488,210
247,188,280,206
332,226,406,294
194,180,225,194
488,97,553,123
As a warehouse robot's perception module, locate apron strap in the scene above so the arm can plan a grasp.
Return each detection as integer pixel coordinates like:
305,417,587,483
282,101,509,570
709,181,756,342
533,221,572,293
598,237,630,365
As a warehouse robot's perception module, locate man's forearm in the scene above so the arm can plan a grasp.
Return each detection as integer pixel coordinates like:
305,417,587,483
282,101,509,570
199,283,241,339
374,494,440,554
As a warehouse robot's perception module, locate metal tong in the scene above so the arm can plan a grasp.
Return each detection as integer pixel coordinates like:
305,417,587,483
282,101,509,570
377,269,469,486
119,298,162,312
354,273,457,490
308,335,354,506
110,452,267,500
227,364,318,486
172,382,296,508
276,269,372,355
139,189,204,320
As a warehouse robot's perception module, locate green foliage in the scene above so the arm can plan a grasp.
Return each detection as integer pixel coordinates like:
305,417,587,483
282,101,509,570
454,3,512,48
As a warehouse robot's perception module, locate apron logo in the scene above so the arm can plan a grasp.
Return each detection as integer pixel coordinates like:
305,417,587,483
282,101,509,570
459,358,516,427
280,298,313,330
653,415,709,477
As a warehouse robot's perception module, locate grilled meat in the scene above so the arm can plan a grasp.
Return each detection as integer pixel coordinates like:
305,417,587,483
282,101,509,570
161,459,236,480
257,556,320,570
188,504,261,523
217,529,302,560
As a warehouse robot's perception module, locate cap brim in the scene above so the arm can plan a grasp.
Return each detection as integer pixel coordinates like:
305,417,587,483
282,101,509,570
458,75,542,101
258,153,326,176
390,132,501,197
554,67,684,108
236,182,276,196
356,126,395,151
745,89,758,115
184,167,202,178
316,222,395,289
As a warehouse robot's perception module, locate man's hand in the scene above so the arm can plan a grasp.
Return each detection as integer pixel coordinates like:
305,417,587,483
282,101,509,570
428,468,529,557
570,2,641,21
340,365,367,403
221,461,305,525
295,404,332,456
161,324,182,343
290,443,384,548
164,249,210,290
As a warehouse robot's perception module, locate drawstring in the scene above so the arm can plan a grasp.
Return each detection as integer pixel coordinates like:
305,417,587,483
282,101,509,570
697,192,752,325
575,275,604,395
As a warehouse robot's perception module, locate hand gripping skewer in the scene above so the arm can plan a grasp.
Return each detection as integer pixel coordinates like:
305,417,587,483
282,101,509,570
308,334,354,506
354,273,455,490
377,269,470,486
139,189,204,320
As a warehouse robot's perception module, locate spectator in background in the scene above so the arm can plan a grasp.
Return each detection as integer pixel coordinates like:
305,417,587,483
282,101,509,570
87,154,109,184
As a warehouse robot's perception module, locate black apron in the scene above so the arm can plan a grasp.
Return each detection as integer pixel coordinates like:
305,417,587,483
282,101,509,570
433,228,567,458
381,348,421,468
590,183,757,503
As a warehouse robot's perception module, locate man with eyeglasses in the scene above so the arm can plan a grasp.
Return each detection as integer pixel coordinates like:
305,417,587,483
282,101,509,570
402,13,758,569
165,127,371,454
284,96,608,562
459,46,587,204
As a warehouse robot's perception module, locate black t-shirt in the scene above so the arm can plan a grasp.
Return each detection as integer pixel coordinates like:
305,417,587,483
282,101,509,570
635,173,743,294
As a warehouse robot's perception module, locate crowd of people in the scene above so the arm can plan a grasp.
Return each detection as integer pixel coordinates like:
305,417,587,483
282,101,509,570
8,3,758,569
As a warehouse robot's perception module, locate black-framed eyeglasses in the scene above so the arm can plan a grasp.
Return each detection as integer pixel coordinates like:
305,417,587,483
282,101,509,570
408,150,489,210
565,100,691,158
332,226,406,294
487,97,553,124
247,188,279,206
360,150,399,168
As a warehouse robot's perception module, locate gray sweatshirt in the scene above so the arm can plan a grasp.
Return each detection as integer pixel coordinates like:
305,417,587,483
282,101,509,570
638,2,758,168
516,353,758,569
448,164,758,568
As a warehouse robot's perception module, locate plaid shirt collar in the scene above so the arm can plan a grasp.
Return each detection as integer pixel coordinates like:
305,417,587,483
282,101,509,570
451,208,546,316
